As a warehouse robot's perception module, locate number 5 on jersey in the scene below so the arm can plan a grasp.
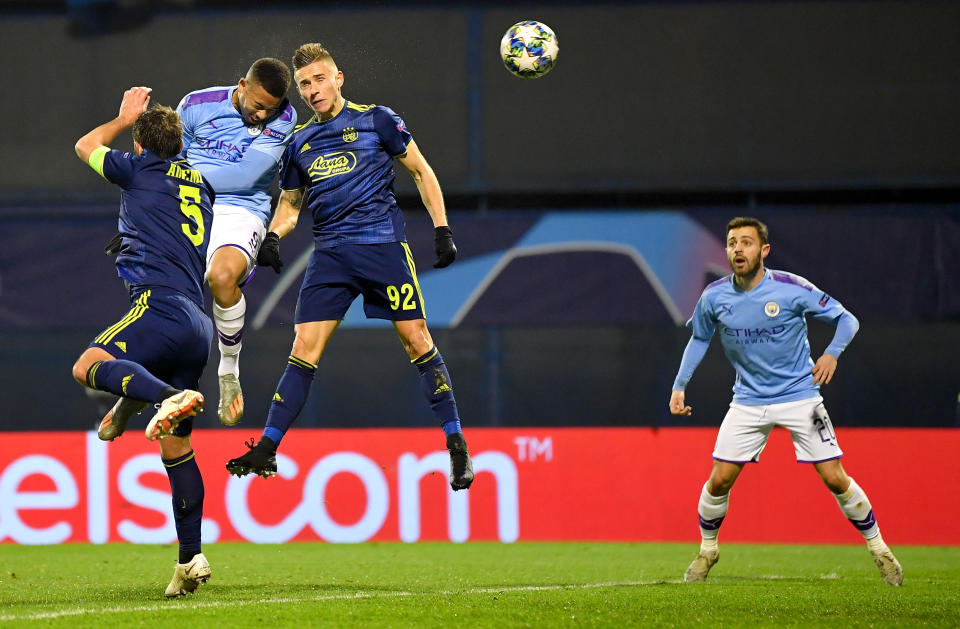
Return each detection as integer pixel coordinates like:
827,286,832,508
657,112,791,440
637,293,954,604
178,184,205,246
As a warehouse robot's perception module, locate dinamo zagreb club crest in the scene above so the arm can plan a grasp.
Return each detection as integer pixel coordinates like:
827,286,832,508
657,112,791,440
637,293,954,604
342,127,358,143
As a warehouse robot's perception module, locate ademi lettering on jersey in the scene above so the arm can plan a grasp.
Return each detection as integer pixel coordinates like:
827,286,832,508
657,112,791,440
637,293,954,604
0,432,520,545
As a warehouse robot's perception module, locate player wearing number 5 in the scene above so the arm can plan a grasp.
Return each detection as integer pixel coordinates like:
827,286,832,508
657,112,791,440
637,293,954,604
226,43,473,491
72,87,215,596
670,217,902,586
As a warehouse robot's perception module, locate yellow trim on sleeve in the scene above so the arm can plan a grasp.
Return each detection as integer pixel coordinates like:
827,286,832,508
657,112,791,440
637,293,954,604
88,146,110,179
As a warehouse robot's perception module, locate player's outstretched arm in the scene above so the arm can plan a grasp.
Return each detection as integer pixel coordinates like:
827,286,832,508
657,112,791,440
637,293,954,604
75,87,151,163
396,140,457,268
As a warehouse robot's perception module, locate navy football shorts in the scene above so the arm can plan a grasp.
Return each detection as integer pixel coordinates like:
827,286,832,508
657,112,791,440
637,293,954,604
295,241,427,323
89,287,213,436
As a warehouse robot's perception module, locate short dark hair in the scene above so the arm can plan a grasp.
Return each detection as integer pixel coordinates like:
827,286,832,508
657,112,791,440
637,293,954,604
132,104,182,159
292,43,336,72
726,216,769,244
247,57,292,98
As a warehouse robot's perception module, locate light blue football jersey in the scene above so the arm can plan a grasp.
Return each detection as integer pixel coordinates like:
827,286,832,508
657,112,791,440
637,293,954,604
673,269,859,404
177,86,296,223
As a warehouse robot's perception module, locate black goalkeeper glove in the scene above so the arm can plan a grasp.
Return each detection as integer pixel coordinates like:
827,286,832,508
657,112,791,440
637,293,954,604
104,232,123,256
433,226,457,269
257,231,283,273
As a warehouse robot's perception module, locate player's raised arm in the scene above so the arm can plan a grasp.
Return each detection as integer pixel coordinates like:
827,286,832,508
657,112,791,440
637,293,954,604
396,140,456,268
75,87,151,163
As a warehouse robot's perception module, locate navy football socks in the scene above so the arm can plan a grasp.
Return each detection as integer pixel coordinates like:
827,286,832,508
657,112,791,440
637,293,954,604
163,450,204,564
413,346,462,436
262,356,317,446
85,359,176,403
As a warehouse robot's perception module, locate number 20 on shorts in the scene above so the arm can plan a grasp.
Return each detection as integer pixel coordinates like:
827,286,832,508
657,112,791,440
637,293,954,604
387,284,417,311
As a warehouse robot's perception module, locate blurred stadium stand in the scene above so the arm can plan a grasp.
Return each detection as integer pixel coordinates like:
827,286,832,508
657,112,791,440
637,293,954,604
1,1,957,431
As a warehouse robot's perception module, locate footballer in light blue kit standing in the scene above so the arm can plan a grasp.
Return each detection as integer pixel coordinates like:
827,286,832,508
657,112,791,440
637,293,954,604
226,43,473,492
669,216,902,586
177,59,297,426
71,87,215,597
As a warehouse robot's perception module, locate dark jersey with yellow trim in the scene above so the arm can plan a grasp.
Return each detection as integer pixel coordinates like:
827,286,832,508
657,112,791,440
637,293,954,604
279,101,413,248
103,150,214,308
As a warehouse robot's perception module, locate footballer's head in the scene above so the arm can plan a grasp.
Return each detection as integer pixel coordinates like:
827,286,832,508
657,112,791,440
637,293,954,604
235,57,290,126
132,104,182,159
725,216,770,279
292,43,344,120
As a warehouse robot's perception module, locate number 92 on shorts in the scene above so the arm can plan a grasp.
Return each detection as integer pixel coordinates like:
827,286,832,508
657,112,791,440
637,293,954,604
295,241,427,323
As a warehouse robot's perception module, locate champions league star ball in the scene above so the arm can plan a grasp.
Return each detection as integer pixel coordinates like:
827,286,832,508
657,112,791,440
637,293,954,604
499,21,558,78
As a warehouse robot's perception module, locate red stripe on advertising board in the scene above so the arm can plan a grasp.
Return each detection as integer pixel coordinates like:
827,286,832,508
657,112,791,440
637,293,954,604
0,428,957,544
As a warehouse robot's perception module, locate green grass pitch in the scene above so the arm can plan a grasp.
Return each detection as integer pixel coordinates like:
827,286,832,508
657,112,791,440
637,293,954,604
1,542,957,628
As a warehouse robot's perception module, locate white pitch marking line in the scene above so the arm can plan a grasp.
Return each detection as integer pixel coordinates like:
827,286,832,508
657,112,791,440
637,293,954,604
0,580,674,622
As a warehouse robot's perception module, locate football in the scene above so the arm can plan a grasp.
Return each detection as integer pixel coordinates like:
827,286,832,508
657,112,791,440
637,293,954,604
499,21,559,78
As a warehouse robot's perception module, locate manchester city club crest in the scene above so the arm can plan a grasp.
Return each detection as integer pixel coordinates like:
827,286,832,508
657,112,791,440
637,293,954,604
342,127,358,143
764,301,781,317
247,125,263,136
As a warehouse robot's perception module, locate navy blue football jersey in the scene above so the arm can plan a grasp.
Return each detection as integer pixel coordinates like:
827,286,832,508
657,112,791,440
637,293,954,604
98,150,214,307
279,101,412,247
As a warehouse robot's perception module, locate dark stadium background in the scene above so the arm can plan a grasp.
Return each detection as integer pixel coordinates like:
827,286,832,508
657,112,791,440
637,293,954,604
1,0,957,432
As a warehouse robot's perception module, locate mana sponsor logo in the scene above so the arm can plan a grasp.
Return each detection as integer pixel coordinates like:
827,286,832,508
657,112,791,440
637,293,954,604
309,151,357,181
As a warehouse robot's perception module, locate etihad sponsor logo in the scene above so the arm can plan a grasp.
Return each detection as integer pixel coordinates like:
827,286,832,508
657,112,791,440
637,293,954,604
342,127,358,143
308,151,357,181
723,325,786,345
193,137,248,161
723,325,786,337
764,301,780,317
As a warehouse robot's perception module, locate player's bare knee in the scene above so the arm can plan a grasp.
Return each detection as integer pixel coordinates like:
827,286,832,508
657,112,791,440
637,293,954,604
707,475,735,496
397,322,433,359
820,470,849,494
207,265,237,294
71,359,89,385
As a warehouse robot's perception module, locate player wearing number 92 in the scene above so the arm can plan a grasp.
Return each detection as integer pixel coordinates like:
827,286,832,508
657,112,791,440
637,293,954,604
669,216,902,587
225,43,473,491
71,87,216,597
